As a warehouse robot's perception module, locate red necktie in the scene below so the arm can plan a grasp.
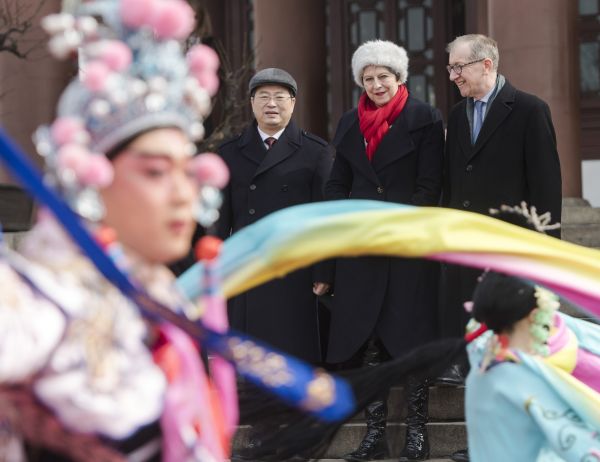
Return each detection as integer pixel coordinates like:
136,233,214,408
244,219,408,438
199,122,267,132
265,137,277,149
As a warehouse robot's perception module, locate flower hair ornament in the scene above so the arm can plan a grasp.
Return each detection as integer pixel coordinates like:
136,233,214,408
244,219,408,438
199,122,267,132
35,0,221,221
530,285,560,356
475,284,560,372
489,201,561,234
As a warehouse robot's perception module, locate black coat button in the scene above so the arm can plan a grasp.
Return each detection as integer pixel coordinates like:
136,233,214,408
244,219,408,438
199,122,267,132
463,200,471,208
466,164,473,172
281,185,289,192
249,184,256,190
376,186,384,194
249,208,256,215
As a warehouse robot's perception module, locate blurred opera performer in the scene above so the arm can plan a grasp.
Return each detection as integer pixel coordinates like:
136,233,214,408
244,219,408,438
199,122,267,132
0,0,236,461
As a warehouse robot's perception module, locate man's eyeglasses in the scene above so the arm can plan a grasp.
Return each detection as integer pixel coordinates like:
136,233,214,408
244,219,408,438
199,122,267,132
446,58,485,75
253,94,293,104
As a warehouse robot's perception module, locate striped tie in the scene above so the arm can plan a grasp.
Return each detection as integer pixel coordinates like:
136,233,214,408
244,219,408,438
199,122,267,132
265,137,277,150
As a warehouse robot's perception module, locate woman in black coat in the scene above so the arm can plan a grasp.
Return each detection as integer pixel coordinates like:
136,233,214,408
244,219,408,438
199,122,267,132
325,40,444,462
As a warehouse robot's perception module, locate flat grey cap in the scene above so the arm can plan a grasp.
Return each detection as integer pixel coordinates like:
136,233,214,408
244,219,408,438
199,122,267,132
249,68,297,96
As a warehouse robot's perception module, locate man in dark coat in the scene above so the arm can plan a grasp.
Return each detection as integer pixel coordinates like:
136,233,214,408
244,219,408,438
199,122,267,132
441,34,562,462
217,68,332,364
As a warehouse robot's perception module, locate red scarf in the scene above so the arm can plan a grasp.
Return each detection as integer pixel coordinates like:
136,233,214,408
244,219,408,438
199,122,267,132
358,85,409,161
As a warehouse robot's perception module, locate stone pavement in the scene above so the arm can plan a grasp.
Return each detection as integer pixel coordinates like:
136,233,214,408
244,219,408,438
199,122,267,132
317,460,452,462
234,385,466,460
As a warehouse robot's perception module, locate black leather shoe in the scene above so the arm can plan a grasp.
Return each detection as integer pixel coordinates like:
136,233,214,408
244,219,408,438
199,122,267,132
343,400,388,461
435,363,465,386
450,448,470,462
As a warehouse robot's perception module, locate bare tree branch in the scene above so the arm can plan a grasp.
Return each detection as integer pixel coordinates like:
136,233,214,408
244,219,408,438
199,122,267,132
199,39,255,153
0,0,47,60
183,0,254,152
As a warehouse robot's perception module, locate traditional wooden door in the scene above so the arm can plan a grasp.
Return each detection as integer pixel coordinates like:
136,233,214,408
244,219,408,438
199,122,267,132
579,0,600,161
327,0,465,136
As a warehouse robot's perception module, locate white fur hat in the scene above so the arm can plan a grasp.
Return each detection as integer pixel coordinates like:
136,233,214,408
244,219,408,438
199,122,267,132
351,40,409,87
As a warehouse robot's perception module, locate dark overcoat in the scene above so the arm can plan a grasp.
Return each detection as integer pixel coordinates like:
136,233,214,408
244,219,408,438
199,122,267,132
324,96,444,363
439,79,562,337
217,120,333,362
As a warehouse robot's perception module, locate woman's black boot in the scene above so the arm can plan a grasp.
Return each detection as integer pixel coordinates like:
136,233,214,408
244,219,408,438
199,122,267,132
343,339,390,461
343,399,389,461
398,378,430,461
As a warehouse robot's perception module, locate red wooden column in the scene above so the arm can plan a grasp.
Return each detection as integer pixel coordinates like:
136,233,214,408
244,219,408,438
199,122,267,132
466,0,582,197
252,0,328,139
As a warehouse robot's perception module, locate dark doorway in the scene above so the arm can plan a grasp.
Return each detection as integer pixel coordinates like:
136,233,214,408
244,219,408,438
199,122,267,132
578,0,600,160
327,0,465,136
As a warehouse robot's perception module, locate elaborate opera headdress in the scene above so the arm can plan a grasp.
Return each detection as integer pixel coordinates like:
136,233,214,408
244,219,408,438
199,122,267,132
34,0,222,221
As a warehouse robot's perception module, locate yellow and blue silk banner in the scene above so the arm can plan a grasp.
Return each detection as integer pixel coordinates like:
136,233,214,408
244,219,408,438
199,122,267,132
178,200,600,319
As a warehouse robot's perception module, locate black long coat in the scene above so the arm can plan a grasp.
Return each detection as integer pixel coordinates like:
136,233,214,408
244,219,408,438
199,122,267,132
217,120,333,362
324,96,444,363
440,79,562,338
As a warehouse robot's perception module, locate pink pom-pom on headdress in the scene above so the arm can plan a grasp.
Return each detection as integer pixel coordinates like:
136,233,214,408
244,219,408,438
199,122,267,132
36,207,54,223
187,44,220,73
82,61,111,92
57,144,90,171
190,153,229,189
75,154,114,188
151,0,195,40
194,71,219,97
99,40,132,72
121,0,157,28
51,117,86,146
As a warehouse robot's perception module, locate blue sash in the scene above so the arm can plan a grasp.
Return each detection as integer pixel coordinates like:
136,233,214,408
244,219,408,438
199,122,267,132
0,127,355,421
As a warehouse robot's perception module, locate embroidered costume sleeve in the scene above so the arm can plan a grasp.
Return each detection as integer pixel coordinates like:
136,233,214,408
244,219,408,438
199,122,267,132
526,395,600,462
0,219,167,439
0,259,66,383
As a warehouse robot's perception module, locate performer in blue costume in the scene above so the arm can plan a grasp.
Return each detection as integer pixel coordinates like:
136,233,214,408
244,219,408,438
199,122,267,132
177,194,600,460
465,270,600,462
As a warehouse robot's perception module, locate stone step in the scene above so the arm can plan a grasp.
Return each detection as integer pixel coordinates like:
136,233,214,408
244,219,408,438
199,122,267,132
562,197,591,207
561,223,600,247
3,231,27,250
234,421,467,459
233,386,466,458
349,386,464,422
561,206,600,224
317,460,452,462
326,421,466,458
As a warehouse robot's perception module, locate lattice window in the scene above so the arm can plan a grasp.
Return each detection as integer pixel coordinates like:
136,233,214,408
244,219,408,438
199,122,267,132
579,0,600,96
345,0,437,107
346,1,387,105
397,0,436,106
327,0,462,137
578,0,600,159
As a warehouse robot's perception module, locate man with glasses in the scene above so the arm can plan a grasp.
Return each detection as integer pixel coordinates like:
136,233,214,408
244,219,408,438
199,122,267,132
440,34,562,462
217,67,333,365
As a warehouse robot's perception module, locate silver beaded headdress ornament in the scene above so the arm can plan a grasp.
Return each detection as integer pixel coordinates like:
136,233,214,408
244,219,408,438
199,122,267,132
489,201,561,234
34,0,221,221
